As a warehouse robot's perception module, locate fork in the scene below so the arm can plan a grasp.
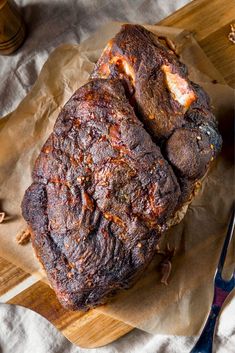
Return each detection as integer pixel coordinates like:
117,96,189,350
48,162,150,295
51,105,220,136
190,204,235,353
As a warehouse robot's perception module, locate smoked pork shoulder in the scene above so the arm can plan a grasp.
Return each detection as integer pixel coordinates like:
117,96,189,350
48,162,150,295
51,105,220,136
22,25,222,311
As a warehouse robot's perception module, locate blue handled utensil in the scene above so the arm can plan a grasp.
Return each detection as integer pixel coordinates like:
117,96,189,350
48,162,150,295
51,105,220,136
190,204,235,353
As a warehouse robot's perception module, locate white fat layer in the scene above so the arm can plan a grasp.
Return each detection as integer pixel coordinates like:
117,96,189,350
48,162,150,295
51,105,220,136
162,64,195,108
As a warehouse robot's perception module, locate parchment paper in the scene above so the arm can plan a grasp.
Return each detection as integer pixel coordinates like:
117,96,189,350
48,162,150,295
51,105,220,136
0,22,234,336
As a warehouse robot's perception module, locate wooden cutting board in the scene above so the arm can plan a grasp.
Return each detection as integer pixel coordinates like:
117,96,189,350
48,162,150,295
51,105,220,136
0,0,234,348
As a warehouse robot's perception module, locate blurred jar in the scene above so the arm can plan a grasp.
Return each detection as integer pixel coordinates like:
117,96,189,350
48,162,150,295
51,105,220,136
0,0,26,55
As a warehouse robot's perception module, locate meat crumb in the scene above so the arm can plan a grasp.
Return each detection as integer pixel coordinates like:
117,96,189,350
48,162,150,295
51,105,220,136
228,24,235,44
158,36,179,56
160,260,172,285
156,243,176,285
16,228,31,245
0,212,5,224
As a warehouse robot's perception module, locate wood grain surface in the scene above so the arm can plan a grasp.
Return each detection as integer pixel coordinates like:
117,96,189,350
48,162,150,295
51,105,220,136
0,257,29,296
0,0,234,348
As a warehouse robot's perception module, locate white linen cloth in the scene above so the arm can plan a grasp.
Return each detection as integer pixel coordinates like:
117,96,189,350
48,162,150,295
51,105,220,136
1,1,235,352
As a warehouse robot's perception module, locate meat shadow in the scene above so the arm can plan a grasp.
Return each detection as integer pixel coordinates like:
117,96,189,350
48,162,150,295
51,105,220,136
218,105,234,165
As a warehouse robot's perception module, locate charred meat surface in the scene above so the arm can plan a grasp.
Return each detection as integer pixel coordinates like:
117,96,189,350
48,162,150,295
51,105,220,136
91,24,222,204
22,25,222,311
22,79,180,310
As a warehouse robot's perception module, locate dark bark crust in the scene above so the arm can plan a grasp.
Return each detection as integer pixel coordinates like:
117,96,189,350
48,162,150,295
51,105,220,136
22,25,222,311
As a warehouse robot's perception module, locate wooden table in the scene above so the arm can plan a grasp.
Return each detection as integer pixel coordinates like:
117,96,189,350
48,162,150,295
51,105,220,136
0,0,234,348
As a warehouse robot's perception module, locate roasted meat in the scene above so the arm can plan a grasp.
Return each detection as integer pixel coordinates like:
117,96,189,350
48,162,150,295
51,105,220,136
91,24,222,204
22,25,222,311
